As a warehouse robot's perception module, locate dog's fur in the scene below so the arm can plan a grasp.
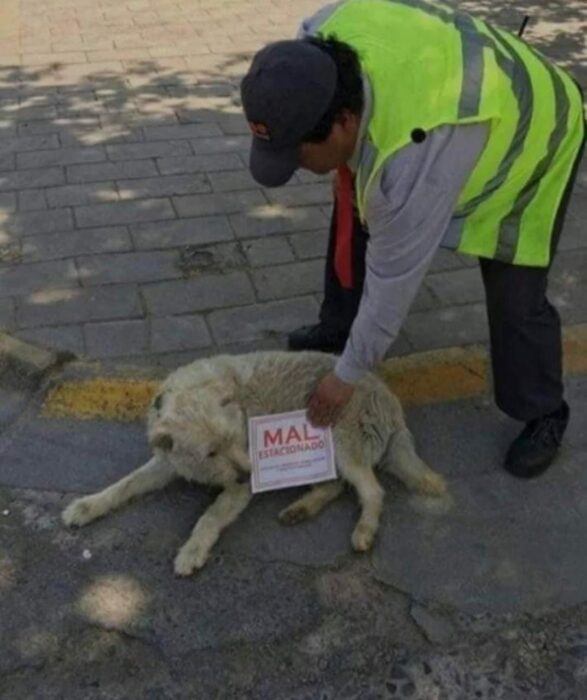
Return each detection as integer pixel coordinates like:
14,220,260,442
62,351,448,576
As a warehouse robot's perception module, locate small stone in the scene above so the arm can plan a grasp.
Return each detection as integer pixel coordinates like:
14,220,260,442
82,549,92,560
2,509,9,516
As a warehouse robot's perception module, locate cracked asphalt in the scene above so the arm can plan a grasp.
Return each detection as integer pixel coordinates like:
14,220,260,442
1,361,586,699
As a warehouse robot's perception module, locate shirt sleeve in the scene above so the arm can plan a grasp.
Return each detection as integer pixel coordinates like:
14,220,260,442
334,122,488,384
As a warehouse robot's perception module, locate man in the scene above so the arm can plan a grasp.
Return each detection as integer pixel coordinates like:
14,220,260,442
240,0,585,478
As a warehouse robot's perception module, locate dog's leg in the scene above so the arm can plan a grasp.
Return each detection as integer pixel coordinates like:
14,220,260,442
174,482,251,576
62,456,175,527
278,480,344,525
337,450,384,552
384,429,447,497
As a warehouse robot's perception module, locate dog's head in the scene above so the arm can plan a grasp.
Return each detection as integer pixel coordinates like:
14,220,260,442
147,379,246,487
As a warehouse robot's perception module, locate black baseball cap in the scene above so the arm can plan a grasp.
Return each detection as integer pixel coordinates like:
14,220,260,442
240,40,337,187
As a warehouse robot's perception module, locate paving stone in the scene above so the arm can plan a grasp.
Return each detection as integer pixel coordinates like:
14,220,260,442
403,302,489,351
0,297,15,330
216,114,249,135
0,134,59,156
241,236,295,267
17,189,47,211
288,229,329,260
208,297,320,344
0,259,78,298
0,166,65,191
252,260,323,301
59,126,145,147
207,169,260,192
425,266,485,305
21,226,132,261
0,192,17,211
229,205,329,239
22,52,87,66
106,140,192,161
45,181,119,207
17,120,63,137
75,197,176,228
84,318,149,358
142,123,222,140
150,314,212,353
557,212,585,252
411,283,438,312
117,173,210,200
175,241,246,276
77,250,182,286
187,135,250,155
264,183,333,207
142,271,255,316
173,190,266,218
17,145,106,169
130,216,234,250
550,249,587,325
429,247,471,272
66,159,158,184
1,106,57,122
295,170,332,185
15,324,85,355
157,153,243,175
16,284,143,328
1,208,74,237
0,154,15,171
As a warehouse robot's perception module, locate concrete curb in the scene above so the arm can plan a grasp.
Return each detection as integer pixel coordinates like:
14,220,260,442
36,322,587,421
0,332,75,389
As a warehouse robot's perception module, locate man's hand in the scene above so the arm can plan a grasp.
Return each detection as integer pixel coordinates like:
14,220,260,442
307,372,355,428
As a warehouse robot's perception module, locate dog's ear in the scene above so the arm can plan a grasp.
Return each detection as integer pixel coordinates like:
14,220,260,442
151,433,174,452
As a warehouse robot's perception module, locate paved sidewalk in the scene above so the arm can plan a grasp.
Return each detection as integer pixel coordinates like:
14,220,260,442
0,0,584,366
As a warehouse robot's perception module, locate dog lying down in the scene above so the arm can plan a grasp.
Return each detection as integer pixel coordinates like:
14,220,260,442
62,351,449,576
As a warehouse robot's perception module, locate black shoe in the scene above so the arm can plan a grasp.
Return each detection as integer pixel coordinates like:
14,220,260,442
287,323,349,354
504,401,570,479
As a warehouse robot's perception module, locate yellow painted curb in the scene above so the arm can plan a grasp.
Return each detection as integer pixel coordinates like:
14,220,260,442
376,346,489,407
379,324,587,406
41,324,587,421
43,378,159,421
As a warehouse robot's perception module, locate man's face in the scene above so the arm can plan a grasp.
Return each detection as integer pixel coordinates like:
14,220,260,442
299,111,360,174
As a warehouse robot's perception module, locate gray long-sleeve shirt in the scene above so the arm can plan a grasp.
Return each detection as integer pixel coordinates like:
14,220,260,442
334,117,488,383
297,11,489,383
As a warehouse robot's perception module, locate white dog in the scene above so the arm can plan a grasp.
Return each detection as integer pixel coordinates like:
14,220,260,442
62,351,448,576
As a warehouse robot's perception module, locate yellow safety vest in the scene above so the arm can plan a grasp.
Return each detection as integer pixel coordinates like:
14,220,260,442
316,0,585,265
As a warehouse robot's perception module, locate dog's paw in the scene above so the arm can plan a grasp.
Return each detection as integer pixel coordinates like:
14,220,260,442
278,503,311,525
351,522,376,552
174,546,209,577
420,472,448,497
62,497,99,527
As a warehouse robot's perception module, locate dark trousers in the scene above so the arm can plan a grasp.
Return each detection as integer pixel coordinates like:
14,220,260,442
318,137,585,422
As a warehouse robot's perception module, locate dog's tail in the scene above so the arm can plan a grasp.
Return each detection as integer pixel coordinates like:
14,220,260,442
381,428,452,514
381,428,446,495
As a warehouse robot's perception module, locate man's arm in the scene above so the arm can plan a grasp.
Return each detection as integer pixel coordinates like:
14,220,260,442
335,122,489,383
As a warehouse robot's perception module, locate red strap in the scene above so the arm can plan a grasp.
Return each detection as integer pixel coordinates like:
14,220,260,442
334,164,354,289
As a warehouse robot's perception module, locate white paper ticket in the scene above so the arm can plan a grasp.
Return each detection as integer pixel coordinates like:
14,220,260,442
248,410,337,494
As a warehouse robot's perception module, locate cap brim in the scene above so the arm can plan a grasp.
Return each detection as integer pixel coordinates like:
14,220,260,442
249,139,299,188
